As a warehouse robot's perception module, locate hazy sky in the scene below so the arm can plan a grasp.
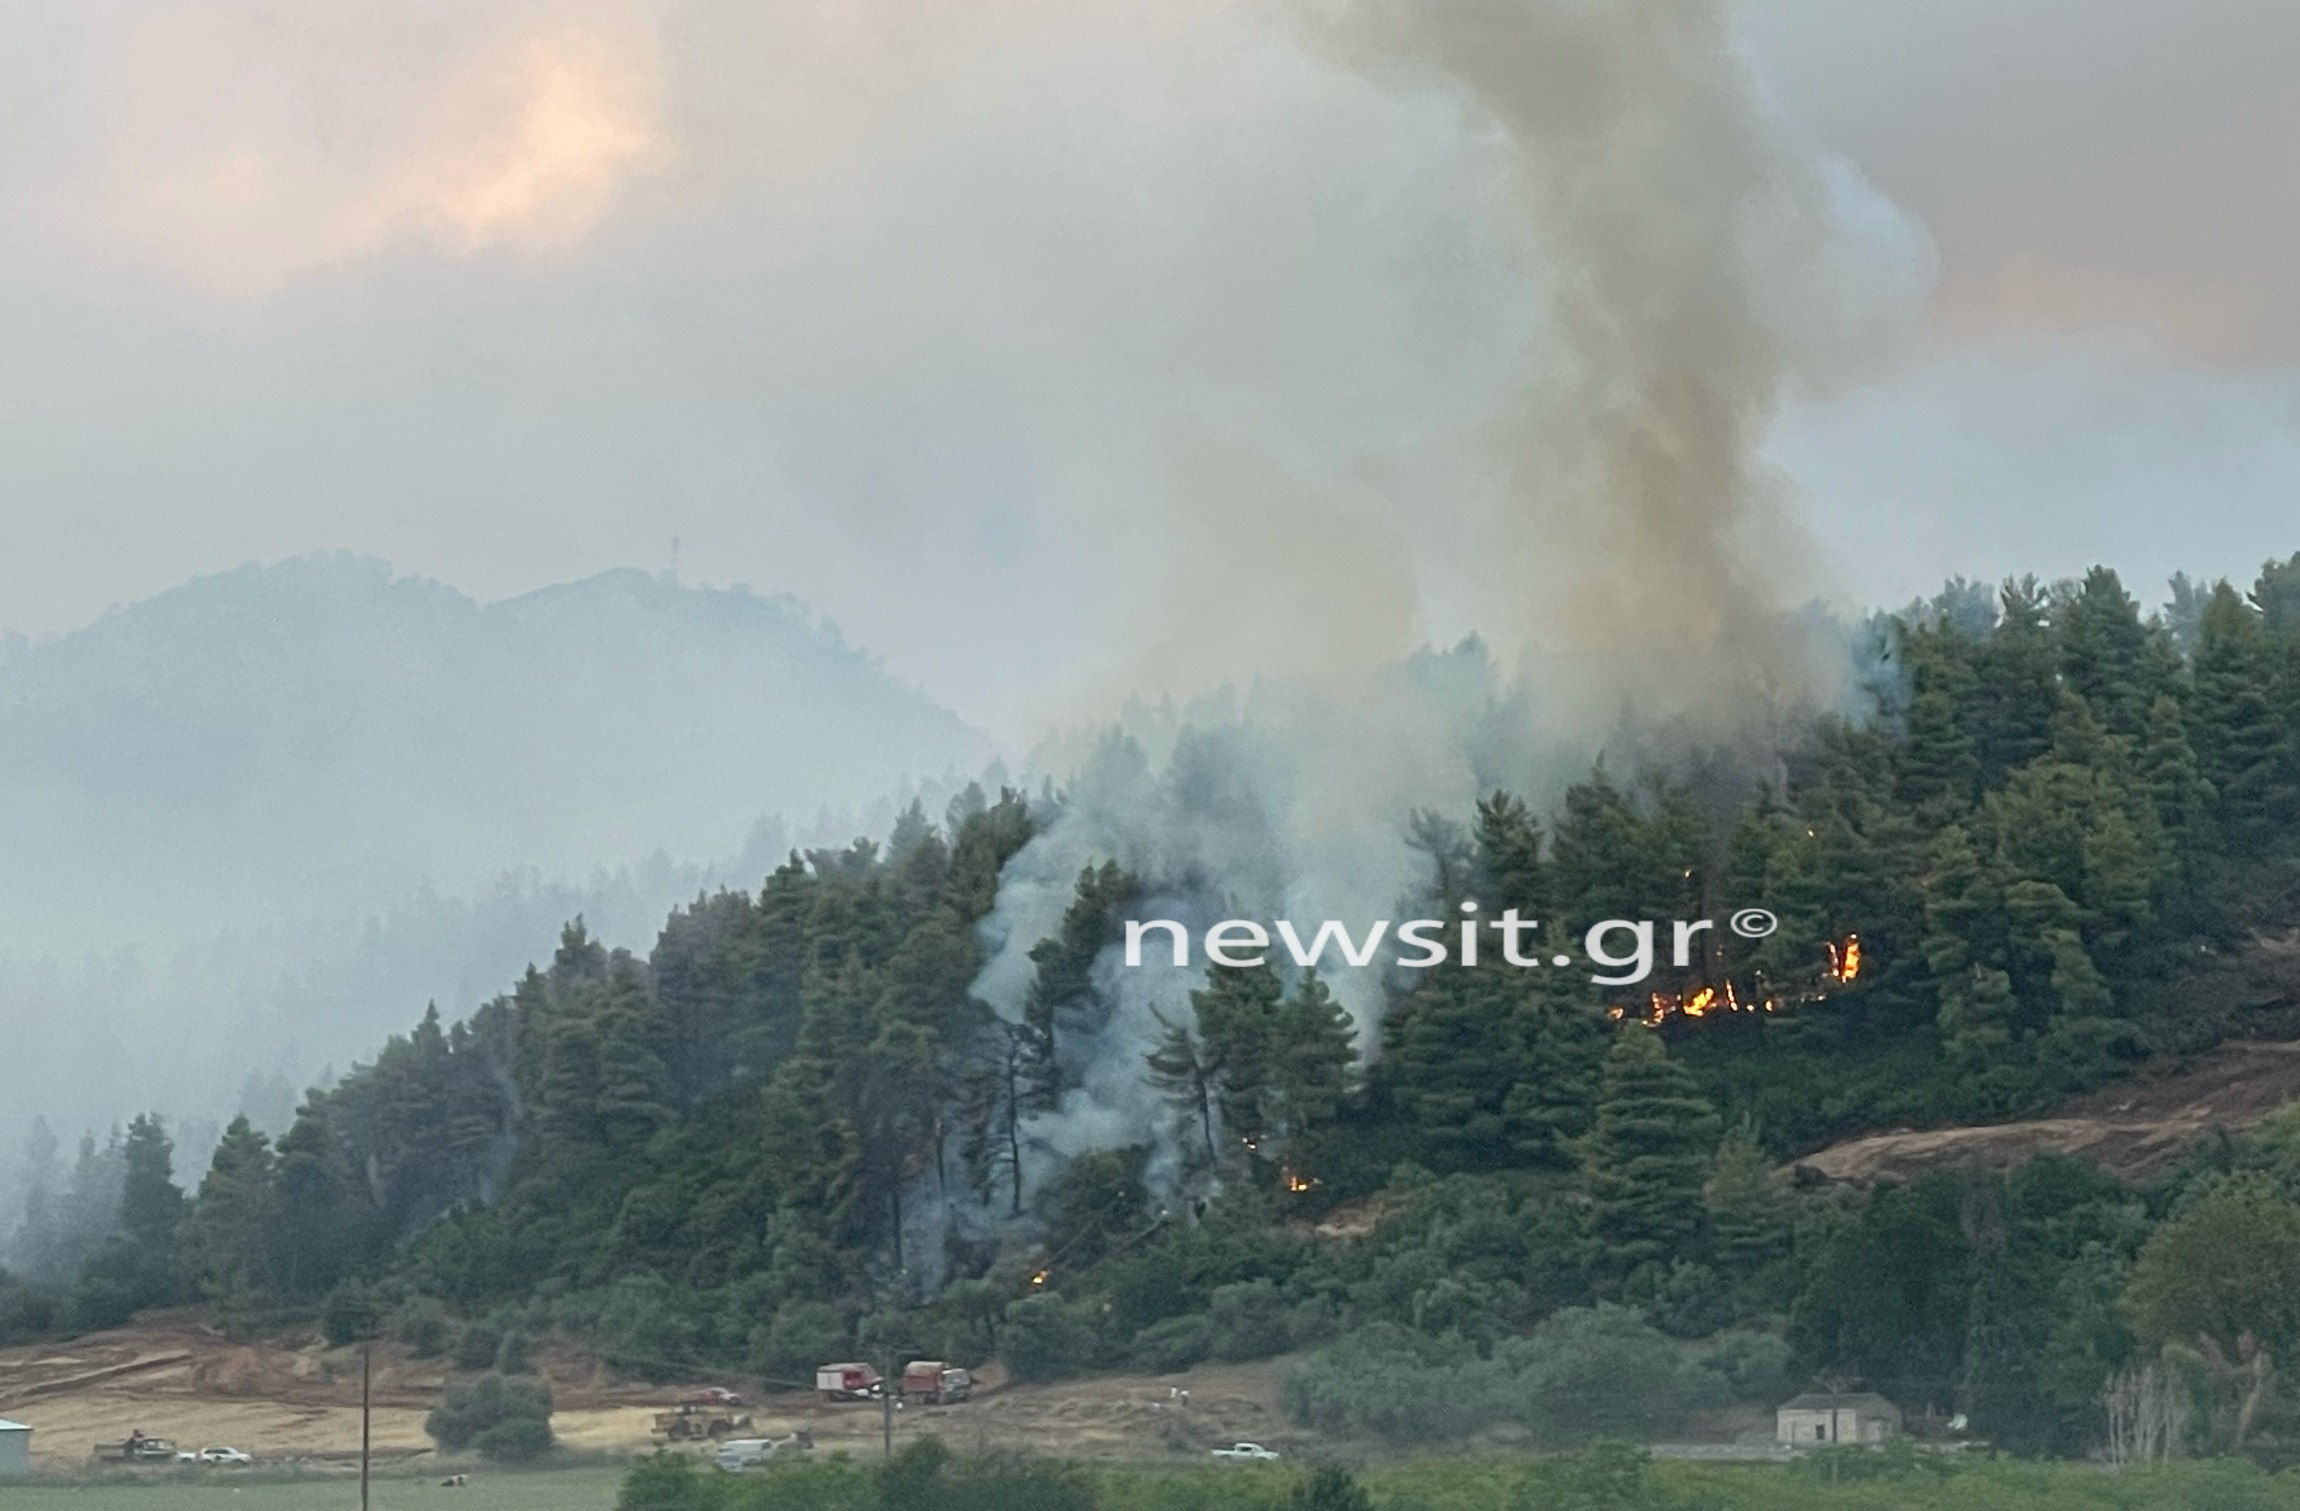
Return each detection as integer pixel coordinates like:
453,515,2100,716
2,0,2295,742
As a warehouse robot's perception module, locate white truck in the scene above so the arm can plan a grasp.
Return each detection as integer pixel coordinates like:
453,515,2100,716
1211,1443,1281,1462
815,1362,883,1401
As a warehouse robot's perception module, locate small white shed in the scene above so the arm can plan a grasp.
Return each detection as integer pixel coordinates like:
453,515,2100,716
1776,1392,1902,1447
0,1419,30,1477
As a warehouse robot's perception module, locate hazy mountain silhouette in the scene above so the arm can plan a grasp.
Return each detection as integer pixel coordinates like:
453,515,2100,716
0,555,994,946
0,555,998,1152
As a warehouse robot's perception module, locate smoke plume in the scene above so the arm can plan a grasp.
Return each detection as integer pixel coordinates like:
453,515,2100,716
963,0,1926,1213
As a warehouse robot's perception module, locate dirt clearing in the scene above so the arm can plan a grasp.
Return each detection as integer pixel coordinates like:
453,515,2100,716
1795,1038,2300,1185
0,1317,1302,1476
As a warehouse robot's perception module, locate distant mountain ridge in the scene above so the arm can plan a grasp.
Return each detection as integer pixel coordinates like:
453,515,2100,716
0,555,998,951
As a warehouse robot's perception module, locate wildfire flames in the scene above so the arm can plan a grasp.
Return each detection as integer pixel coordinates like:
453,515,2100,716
1028,1269,1050,1288
1610,977,1767,1028
1609,935,1862,1028
1282,1169,1319,1194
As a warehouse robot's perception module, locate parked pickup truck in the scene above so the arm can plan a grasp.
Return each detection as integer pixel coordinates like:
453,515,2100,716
93,1434,179,1464
1211,1443,1281,1462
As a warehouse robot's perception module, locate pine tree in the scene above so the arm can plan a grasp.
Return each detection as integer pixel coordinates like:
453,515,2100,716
268,1108,362,1299
2192,582,2292,854
757,1053,860,1222
1641,783,1710,924
2001,879,2112,1028
1019,862,1133,1111
2166,572,2213,656
885,799,950,922
74,1114,186,1321
1581,1030,1720,1278
1190,963,1286,1157
57,1132,125,1281
176,1116,277,1303
1938,964,2019,1070
1705,1120,1792,1304
939,789,1038,919
1381,963,1532,1169
589,963,674,1149
647,890,739,1108
861,903,983,1246
12,1118,63,1283
2059,566,2150,739
2046,686,2109,770
2255,552,2300,642
1499,993,1611,1167
970,1021,1037,1216
1145,1014,1219,1171
1971,577,2060,785
2078,806,2154,961
737,855,817,1076
1267,970,1357,1146
2140,694,2217,869
2044,929,2114,1021
1548,771,1648,930
1897,683,1978,820
1474,790,1548,916
1765,724,1929,1029
533,1002,603,1151
119,1115,182,1253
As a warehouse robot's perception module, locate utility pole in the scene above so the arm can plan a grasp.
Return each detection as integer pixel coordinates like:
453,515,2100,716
360,1339,373,1511
881,1349,894,1460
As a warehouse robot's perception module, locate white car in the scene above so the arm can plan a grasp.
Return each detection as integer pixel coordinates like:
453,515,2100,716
184,1446,254,1466
714,1433,812,1472
1211,1443,1281,1462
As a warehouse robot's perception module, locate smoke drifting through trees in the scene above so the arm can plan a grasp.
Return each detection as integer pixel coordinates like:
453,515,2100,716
969,0,1924,1205
0,0,1927,1251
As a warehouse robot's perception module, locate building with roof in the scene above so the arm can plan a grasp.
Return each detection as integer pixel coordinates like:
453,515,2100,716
1776,1392,1902,1447
0,1419,30,1477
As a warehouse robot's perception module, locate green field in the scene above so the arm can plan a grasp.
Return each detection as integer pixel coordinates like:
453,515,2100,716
12,1452,2300,1511
0,1466,623,1511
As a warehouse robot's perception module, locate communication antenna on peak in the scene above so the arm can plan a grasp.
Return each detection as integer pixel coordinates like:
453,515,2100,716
670,535,682,583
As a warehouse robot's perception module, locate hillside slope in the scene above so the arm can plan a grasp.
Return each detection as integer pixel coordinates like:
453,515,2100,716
1793,1037,2300,1185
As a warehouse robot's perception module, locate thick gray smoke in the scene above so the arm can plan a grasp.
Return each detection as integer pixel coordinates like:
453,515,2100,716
965,0,1927,1210
0,0,1930,1256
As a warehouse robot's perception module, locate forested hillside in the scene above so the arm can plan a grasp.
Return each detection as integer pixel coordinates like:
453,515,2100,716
9,556,2300,1462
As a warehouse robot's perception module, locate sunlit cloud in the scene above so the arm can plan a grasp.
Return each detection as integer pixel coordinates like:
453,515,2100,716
94,8,662,292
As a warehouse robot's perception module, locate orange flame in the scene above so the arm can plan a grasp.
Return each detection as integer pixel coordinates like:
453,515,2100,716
1282,1169,1319,1194
1609,938,1865,1027
1612,978,1776,1027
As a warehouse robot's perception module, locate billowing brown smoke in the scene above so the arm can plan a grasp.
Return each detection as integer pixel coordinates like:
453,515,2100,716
1305,0,1905,738
966,0,1925,1220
